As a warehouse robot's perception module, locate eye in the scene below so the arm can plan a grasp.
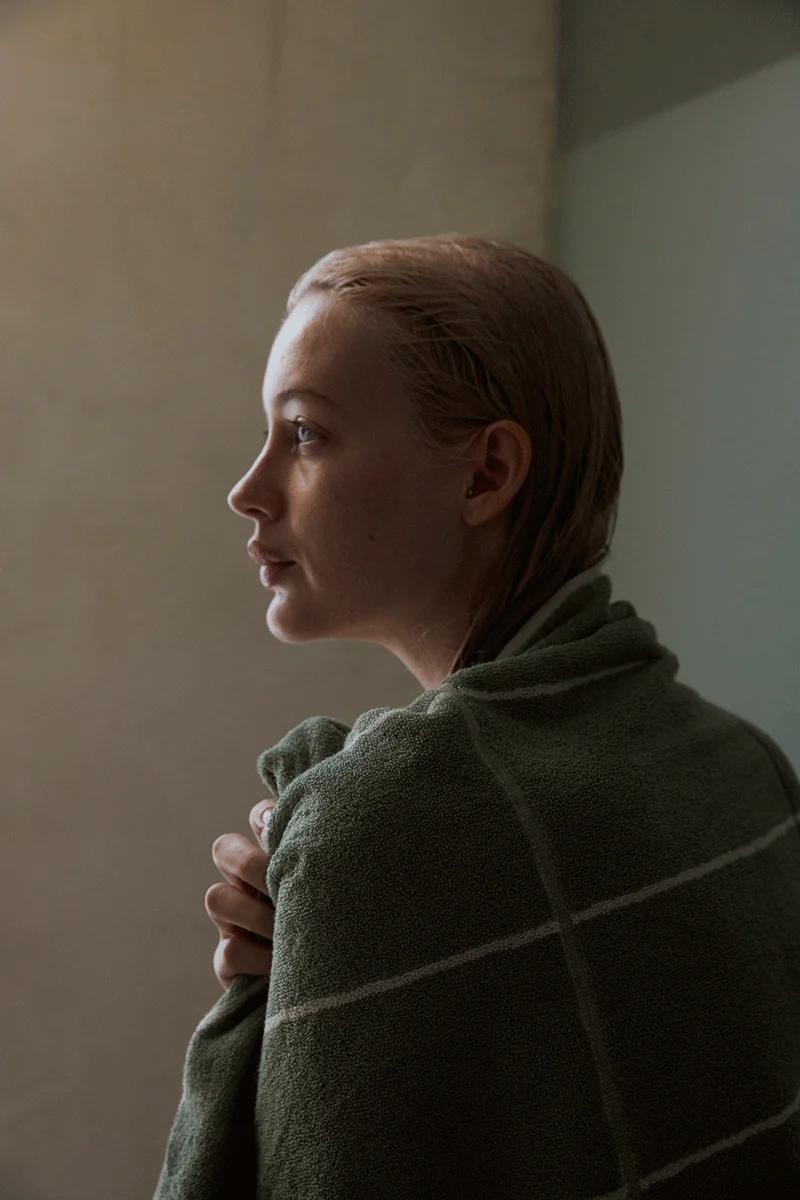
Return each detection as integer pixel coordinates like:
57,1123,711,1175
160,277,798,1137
292,419,317,445
261,419,318,447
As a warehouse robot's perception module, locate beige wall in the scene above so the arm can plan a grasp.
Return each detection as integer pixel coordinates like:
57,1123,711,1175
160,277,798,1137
0,3,557,1195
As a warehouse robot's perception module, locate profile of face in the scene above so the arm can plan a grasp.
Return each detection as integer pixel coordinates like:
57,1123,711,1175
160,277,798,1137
226,291,529,689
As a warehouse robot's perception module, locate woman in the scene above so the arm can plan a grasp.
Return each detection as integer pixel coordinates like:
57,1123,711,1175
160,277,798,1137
155,234,800,1199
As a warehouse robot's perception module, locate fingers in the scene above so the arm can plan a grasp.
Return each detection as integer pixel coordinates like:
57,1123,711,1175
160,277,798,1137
208,798,277,991
214,934,272,991
205,881,275,941
212,831,269,897
249,797,275,848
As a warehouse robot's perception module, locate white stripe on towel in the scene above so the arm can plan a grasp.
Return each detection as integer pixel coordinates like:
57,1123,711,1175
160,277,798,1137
263,809,800,1031
589,1080,800,1199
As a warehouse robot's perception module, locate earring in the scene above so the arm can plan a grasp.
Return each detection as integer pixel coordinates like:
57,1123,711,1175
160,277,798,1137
465,478,475,497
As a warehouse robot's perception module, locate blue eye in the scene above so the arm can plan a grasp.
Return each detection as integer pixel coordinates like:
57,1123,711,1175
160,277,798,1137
293,420,317,445
261,419,317,446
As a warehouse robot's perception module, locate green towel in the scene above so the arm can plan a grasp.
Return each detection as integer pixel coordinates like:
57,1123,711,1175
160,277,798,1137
154,572,800,1198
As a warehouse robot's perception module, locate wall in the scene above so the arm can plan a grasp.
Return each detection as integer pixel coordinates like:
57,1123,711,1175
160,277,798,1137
0,2,556,1196
553,0,800,768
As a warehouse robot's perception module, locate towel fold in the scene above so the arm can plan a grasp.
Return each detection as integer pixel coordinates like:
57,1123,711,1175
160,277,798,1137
154,573,800,1198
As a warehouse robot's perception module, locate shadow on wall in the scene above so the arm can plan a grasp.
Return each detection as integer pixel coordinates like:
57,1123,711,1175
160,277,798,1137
558,0,800,150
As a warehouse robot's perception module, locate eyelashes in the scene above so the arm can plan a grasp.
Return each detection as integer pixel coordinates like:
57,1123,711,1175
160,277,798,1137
261,418,318,447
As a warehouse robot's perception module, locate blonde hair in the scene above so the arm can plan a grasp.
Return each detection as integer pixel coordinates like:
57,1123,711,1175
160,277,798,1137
284,232,623,677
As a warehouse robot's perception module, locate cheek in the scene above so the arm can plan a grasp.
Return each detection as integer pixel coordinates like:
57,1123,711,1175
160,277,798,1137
348,463,400,525
297,478,386,564
333,487,409,568
307,457,437,562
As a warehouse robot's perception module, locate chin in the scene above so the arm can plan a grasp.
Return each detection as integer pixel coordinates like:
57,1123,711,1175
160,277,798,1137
264,594,363,646
264,596,323,644
265,611,304,643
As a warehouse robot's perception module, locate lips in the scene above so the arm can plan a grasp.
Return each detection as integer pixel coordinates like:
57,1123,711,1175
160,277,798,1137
248,542,294,567
259,561,294,587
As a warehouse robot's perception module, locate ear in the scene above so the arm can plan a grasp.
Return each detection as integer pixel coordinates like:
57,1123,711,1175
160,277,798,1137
464,420,531,520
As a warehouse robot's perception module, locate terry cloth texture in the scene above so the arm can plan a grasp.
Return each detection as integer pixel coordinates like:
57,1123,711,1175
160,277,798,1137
154,572,800,1199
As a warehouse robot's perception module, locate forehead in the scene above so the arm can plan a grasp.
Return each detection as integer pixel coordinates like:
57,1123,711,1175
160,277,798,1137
263,292,393,397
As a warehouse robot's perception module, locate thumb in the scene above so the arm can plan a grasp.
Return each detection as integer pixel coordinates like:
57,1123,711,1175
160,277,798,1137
249,796,276,844
256,798,275,828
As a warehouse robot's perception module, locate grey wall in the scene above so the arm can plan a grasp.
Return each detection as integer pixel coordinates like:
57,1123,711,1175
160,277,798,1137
554,1,800,769
0,2,556,1196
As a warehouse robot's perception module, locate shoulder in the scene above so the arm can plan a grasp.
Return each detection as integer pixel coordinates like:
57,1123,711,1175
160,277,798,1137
268,698,458,826
263,691,495,902
262,692,541,1014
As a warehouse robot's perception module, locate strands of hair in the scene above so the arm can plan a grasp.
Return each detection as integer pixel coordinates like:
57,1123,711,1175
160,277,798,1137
285,233,623,676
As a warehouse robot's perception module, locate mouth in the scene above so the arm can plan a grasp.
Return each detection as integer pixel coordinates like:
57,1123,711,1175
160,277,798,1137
259,561,295,587
247,541,295,569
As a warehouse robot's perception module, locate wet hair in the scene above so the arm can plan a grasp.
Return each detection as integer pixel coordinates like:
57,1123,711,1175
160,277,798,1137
283,232,623,677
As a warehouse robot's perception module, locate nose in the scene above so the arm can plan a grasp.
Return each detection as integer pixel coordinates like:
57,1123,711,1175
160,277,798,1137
227,456,277,522
227,461,264,518
227,444,282,520
226,477,248,517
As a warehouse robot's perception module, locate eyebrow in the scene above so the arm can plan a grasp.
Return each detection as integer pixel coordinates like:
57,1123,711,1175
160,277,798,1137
264,387,341,411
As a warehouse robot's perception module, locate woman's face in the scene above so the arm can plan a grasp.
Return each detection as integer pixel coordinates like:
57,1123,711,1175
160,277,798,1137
227,291,514,687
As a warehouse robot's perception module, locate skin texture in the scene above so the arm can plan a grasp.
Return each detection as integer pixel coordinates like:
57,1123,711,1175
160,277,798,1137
226,290,531,692
209,291,531,988
205,797,275,990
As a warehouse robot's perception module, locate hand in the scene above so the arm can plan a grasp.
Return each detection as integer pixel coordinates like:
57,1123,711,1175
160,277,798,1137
205,797,276,991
